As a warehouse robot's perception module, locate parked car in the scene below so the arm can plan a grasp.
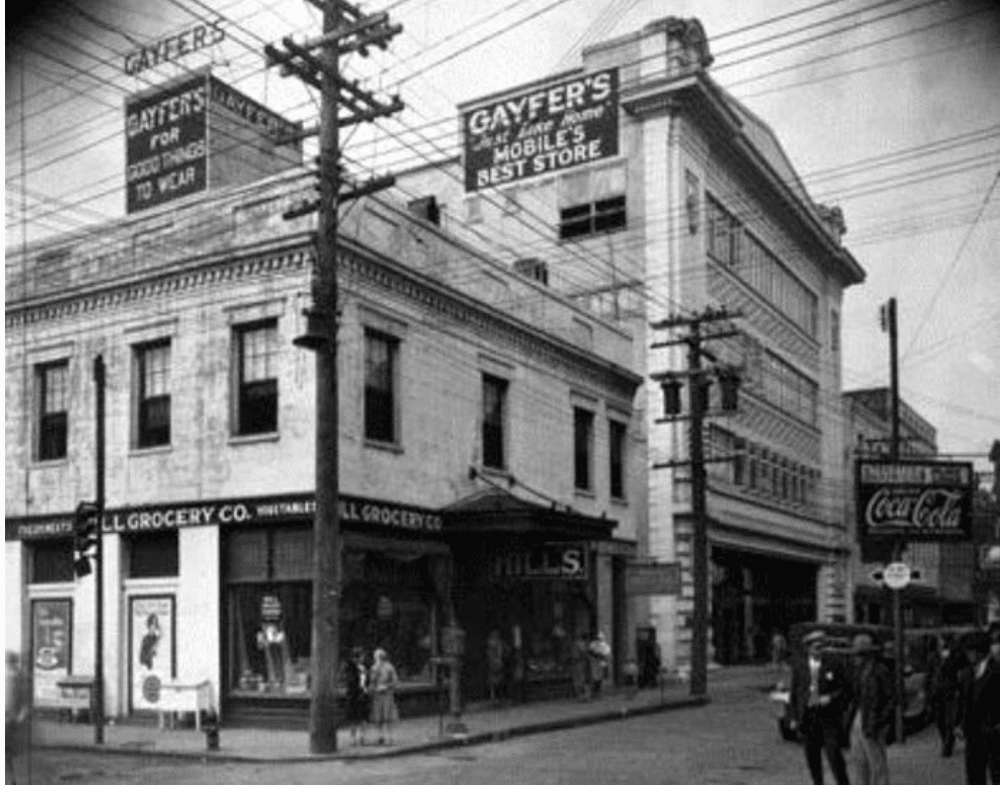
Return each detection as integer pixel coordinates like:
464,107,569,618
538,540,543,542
768,622,968,742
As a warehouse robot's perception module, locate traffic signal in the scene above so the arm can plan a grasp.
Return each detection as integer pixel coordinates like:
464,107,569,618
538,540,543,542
74,501,100,578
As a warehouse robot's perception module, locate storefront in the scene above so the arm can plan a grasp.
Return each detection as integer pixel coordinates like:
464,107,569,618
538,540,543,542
444,489,633,702
710,546,818,664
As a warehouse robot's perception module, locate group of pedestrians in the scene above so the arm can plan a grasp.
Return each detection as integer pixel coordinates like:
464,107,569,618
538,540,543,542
788,622,1000,785
570,630,612,701
342,646,400,746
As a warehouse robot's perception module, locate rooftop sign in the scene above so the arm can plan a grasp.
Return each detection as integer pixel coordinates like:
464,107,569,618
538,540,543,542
123,20,225,76
462,68,619,192
856,459,974,542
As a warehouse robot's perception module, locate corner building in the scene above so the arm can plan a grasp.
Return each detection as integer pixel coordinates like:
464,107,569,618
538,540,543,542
5,167,643,725
396,17,865,671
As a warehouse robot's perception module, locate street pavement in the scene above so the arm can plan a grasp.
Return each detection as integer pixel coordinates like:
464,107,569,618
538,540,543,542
9,666,968,785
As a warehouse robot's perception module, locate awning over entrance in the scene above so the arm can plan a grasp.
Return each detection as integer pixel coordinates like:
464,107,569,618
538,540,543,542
442,488,617,540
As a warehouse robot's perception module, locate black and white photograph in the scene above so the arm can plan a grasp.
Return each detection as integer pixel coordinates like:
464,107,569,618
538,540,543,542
5,0,1000,783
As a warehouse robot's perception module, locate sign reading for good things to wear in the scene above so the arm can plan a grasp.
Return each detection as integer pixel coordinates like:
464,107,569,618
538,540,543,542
856,459,974,542
125,75,208,213
462,68,619,192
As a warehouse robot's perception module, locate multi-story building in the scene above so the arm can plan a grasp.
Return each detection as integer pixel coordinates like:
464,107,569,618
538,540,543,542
393,16,865,669
843,387,977,627
4,160,645,725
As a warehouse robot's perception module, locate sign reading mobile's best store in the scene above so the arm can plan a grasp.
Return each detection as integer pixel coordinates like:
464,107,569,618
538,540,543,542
125,75,208,213
856,459,974,541
462,68,619,191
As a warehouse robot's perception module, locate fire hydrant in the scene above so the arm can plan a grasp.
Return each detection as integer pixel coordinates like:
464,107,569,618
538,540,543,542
203,711,220,751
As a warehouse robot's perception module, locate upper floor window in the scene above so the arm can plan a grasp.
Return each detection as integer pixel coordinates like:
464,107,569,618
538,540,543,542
482,375,508,470
706,193,740,266
235,320,278,435
364,330,398,444
135,340,171,448
573,407,595,491
37,360,69,461
609,419,627,499
831,309,840,352
558,165,627,240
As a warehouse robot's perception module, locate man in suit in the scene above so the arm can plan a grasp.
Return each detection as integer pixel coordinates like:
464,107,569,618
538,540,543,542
848,634,894,785
930,633,966,757
959,630,1000,785
789,630,851,785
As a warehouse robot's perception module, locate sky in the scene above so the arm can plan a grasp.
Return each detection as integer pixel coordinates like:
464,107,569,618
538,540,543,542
5,0,1000,479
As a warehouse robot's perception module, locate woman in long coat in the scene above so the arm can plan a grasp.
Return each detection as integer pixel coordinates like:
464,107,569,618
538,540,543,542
343,647,369,745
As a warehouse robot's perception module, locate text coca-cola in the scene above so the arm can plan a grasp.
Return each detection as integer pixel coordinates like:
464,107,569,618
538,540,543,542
864,487,963,531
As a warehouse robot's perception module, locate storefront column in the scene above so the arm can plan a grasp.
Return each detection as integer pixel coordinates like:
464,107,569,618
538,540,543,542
178,526,220,714
101,532,122,717
6,541,24,656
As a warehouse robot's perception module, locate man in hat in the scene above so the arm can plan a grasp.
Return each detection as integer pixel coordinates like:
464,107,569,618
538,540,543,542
848,634,894,785
959,630,1000,785
789,630,851,785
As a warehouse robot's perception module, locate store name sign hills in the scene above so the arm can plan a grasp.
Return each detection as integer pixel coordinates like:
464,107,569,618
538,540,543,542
462,69,619,192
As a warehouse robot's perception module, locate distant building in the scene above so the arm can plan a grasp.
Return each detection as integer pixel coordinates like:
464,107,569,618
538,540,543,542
394,16,864,670
4,168,644,725
843,387,977,626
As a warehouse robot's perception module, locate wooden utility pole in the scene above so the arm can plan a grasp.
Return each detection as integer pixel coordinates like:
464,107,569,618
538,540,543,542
883,296,906,745
650,306,742,698
265,2,401,754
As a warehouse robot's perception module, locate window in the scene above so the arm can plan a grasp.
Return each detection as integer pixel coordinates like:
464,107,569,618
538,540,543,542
30,540,74,583
482,375,507,470
573,407,594,491
364,330,398,443
609,419,627,499
37,361,69,461
733,438,746,486
135,340,171,448
127,531,179,578
235,321,278,435
558,165,627,240
831,309,840,352
705,194,740,266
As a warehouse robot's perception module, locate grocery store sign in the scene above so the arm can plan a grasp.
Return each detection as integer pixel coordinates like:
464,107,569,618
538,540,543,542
490,544,588,581
462,68,619,192
6,493,443,540
856,459,974,541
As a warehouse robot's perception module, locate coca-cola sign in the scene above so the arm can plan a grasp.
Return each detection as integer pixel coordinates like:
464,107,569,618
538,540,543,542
856,459,973,541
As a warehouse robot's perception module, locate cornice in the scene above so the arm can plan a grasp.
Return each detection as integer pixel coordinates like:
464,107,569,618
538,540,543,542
5,239,314,330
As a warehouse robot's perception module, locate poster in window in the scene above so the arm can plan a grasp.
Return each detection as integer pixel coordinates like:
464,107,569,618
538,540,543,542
31,598,72,706
129,595,176,711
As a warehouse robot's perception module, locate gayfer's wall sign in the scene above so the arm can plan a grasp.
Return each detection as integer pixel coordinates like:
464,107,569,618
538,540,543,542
124,21,225,76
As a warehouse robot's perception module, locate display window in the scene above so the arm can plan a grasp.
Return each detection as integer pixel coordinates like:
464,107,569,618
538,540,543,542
223,525,444,697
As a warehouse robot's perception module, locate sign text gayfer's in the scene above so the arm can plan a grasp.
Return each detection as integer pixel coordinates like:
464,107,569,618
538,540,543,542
462,69,618,192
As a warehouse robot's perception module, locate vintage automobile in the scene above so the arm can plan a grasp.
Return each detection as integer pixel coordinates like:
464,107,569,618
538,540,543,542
768,622,972,742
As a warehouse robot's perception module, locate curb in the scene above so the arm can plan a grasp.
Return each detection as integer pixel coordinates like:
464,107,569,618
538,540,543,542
34,694,709,764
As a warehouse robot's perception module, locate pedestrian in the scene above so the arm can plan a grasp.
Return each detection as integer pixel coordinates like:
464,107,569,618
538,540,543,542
848,634,894,785
588,630,611,698
486,630,506,705
368,648,399,745
343,646,369,746
788,630,851,785
958,630,1000,785
771,631,788,675
571,633,590,700
5,651,29,785
930,633,964,757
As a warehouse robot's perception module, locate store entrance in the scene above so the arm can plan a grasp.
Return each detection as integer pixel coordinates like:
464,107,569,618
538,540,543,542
711,548,817,665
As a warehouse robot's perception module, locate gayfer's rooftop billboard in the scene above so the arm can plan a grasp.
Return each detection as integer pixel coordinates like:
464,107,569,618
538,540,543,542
461,68,619,192
856,459,975,542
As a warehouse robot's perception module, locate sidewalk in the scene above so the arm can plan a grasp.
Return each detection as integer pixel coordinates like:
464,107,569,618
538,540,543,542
28,669,770,763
